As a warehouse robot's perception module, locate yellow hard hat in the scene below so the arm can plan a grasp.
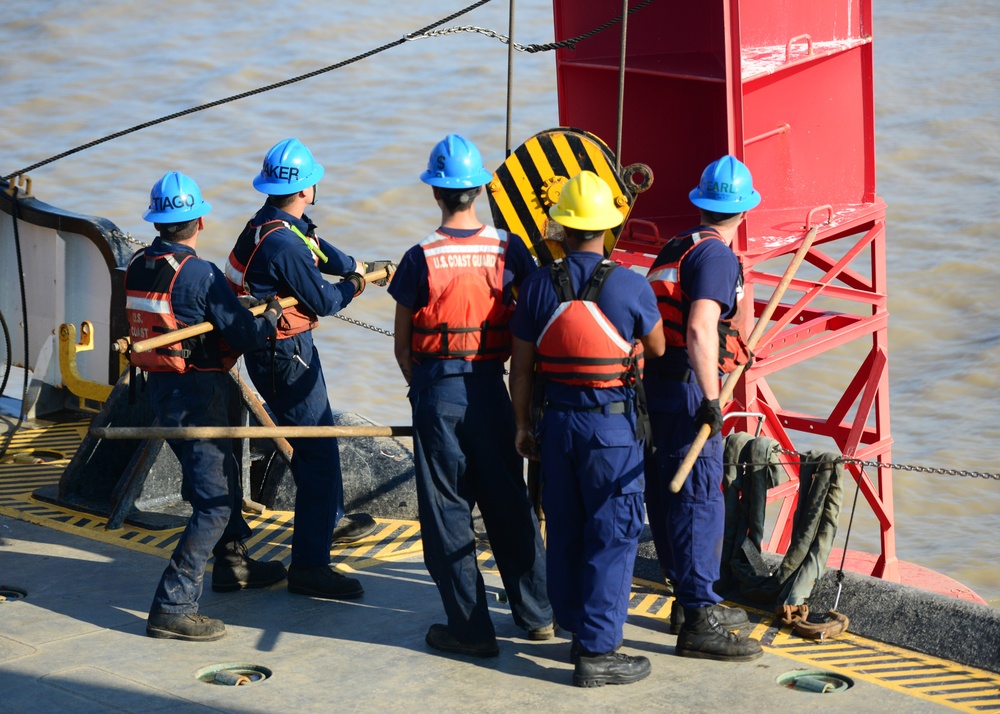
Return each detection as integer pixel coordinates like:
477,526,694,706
548,170,624,231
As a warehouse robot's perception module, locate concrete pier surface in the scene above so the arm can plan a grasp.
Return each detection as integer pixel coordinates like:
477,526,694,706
2,514,992,713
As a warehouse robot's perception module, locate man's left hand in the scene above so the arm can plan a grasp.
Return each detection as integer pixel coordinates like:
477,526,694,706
364,260,397,287
238,295,266,309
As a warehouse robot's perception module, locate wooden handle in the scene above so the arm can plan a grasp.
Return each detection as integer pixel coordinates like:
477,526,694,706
90,424,412,440
668,224,820,493
130,268,389,354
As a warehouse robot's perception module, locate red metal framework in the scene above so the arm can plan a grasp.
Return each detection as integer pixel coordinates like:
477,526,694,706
551,0,898,580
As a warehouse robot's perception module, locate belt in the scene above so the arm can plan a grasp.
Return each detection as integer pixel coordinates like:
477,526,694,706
644,366,692,382
545,401,630,414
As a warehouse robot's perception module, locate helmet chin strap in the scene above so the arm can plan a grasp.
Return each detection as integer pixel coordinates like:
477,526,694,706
310,183,318,206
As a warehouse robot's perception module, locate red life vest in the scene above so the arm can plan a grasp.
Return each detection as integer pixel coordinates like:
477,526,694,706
226,219,319,339
124,249,237,373
411,226,515,362
535,259,644,388
646,228,750,374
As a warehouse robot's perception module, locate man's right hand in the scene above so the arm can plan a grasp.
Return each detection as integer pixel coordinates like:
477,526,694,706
365,260,397,287
695,397,723,437
515,428,539,461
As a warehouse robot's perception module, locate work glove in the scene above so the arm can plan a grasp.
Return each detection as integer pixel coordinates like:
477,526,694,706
364,260,397,287
342,271,366,297
695,397,723,438
238,295,266,309
264,295,283,321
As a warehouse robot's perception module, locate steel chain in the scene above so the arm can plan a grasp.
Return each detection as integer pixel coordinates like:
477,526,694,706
409,25,534,52
334,313,394,337
120,232,148,249
746,447,1000,481
407,0,657,54
2,0,495,181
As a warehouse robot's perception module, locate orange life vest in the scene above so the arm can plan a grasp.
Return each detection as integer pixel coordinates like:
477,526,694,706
124,249,237,373
535,259,644,388
646,228,750,373
410,226,514,362
226,219,319,339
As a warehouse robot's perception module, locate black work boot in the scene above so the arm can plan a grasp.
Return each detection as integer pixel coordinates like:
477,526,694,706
570,635,623,664
211,539,288,592
573,651,652,687
287,564,364,599
331,513,378,544
146,612,226,641
669,599,750,636
425,624,499,658
675,606,763,661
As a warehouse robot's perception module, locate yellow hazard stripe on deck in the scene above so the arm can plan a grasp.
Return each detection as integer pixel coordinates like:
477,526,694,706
3,420,1000,711
627,579,1000,712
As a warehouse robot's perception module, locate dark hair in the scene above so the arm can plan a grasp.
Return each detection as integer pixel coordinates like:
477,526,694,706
266,192,299,209
438,186,481,214
563,226,605,243
154,218,199,240
700,208,743,226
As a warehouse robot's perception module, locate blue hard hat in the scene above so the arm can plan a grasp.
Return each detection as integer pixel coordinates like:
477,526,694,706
420,134,494,188
689,155,761,212
253,138,325,195
142,171,212,223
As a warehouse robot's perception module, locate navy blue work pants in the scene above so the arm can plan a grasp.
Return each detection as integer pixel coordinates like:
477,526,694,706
644,378,725,608
411,373,551,643
538,407,645,655
244,331,342,567
148,370,251,614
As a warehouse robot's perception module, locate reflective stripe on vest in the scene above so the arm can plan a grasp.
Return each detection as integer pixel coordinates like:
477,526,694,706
411,226,514,361
124,249,237,373
227,219,319,339
646,228,750,374
535,259,643,388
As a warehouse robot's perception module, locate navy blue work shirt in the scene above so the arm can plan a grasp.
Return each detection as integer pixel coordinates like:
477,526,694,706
643,232,742,403
240,203,359,315
388,226,539,395
511,250,661,408
145,236,274,354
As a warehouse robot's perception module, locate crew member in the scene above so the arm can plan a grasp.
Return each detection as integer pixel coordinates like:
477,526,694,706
227,138,394,600
127,172,287,641
389,134,552,657
509,170,665,687
643,155,764,661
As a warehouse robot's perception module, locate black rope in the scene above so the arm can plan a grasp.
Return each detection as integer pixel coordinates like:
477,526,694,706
615,0,629,172
0,188,31,462
504,0,516,158
2,0,661,182
1,0,493,182
0,308,10,403
833,469,863,607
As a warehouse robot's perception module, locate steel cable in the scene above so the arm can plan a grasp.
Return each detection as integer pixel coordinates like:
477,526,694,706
2,0,660,182
1,0,494,182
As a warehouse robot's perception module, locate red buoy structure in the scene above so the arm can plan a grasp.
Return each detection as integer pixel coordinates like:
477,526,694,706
551,1,901,583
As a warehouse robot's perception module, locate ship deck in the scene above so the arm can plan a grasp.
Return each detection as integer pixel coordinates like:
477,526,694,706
2,418,999,712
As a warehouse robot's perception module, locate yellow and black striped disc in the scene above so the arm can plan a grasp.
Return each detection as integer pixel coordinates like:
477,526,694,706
487,127,634,265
